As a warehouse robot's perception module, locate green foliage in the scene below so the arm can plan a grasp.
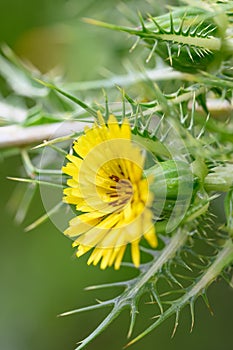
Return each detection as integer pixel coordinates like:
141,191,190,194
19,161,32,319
1,0,233,349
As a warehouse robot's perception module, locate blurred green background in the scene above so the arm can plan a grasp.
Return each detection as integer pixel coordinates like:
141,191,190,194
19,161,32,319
0,1,233,349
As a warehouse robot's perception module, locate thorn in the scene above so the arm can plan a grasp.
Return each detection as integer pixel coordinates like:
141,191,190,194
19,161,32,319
137,11,147,31
146,40,157,63
201,291,214,316
184,24,192,36
202,48,212,55
176,256,193,272
166,42,173,66
197,113,209,139
84,281,128,290
230,276,233,289
151,289,164,314
197,48,205,58
178,14,186,35
198,23,212,37
31,133,76,150
169,11,174,33
102,89,109,120
188,91,195,131
203,25,217,37
95,299,104,304
185,46,194,62
171,310,180,338
190,299,195,332
127,303,138,338
160,124,172,143
58,300,114,317
221,272,233,288
129,37,140,53
151,314,160,320
25,202,63,232
177,44,182,57
121,91,126,120
150,113,165,138
165,266,183,288
148,15,166,34
192,19,204,36
193,47,202,58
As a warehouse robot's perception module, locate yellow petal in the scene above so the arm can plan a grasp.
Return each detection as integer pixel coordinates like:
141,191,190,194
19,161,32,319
121,118,131,139
107,114,121,137
100,248,113,269
131,240,140,267
114,245,126,270
76,244,92,257
87,247,103,266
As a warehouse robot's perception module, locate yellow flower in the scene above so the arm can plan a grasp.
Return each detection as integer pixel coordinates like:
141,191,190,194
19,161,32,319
62,113,157,269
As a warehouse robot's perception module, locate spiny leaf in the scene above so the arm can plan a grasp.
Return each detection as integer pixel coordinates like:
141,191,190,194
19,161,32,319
35,78,98,117
62,228,188,349
0,51,48,97
25,202,64,232
127,302,138,338
189,298,195,332
85,281,130,291
59,299,114,317
126,239,233,347
7,177,63,189
31,133,79,150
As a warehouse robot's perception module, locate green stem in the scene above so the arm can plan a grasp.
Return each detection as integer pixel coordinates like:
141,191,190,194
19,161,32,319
83,18,222,50
21,149,62,175
156,33,221,51
63,67,185,91
7,177,63,189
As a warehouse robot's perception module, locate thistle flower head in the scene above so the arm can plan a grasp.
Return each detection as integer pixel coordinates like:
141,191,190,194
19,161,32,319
62,113,157,269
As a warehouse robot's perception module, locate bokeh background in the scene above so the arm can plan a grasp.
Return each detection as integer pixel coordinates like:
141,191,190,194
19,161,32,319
0,1,233,350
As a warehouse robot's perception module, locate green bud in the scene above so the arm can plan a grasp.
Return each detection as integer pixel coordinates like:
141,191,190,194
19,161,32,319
146,160,198,232
146,160,196,200
140,6,228,73
86,4,233,73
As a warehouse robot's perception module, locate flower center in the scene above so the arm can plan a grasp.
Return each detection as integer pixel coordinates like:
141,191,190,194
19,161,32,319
94,157,142,214
108,176,133,208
